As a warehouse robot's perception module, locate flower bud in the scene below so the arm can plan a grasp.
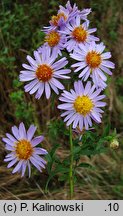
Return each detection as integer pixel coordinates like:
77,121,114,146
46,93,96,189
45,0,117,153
110,139,119,149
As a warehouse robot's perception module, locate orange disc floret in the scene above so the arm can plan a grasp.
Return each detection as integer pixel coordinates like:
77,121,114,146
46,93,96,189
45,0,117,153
86,51,101,68
45,31,60,47
36,64,53,82
72,26,87,43
15,139,33,160
51,12,67,26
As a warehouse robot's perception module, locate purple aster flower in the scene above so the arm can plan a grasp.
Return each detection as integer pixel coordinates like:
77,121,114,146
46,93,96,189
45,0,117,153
61,15,99,52
63,1,78,13
2,122,48,177
70,41,115,89
19,45,71,99
59,2,91,24
58,80,106,131
41,30,67,56
44,1,78,32
65,2,91,23
79,8,91,20
60,1,78,20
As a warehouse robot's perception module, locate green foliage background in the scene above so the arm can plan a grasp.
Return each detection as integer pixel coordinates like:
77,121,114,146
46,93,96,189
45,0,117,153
0,0,123,199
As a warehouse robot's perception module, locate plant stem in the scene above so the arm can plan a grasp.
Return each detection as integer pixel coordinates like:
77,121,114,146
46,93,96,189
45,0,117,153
69,124,74,199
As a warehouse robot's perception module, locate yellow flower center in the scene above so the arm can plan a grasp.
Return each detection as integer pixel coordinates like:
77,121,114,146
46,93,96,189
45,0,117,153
74,96,93,116
72,26,87,42
36,64,53,82
45,31,60,47
86,51,101,68
51,12,67,26
15,139,33,160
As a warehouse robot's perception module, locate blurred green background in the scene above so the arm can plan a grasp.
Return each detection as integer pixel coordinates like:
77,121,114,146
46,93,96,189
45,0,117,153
0,0,123,199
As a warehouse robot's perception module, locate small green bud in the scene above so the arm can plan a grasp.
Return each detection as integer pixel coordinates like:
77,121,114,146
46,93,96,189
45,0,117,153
110,139,119,149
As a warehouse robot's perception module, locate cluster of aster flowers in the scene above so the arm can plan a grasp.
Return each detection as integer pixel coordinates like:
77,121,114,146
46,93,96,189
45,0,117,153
2,1,115,177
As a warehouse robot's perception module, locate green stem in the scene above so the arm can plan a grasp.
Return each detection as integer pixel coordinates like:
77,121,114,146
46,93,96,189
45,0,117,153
69,125,74,199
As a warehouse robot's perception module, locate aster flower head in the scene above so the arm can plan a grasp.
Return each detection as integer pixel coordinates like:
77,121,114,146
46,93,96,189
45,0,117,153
65,2,91,24
64,1,78,13
2,123,48,177
20,45,71,99
58,80,106,131
43,29,67,56
61,15,99,52
79,8,91,20
45,1,78,31
70,41,115,89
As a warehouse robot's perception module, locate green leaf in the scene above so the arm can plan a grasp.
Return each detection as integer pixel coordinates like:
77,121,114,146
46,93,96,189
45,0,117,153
77,162,95,169
50,144,60,158
103,124,111,137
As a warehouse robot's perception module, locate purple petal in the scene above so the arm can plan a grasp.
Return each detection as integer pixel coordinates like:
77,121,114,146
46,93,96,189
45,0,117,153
27,125,37,141
49,81,59,94
21,161,27,177
27,161,31,177
22,63,34,71
29,82,41,95
7,158,18,168
79,117,84,131
30,157,42,172
66,113,78,126
91,111,101,123
45,82,51,99
54,69,71,75
24,79,39,92
79,66,90,78
4,154,16,162
35,82,44,99
6,133,17,142
34,51,42,64
27,55,38,67
19,73,36,82
84,81,91,95
84,117,89,130
51,78,64,90
31,156,45,169
97,68,107,81
96,101,106,107
61,110,72,117
101,52,111,59
72,115,79,128
31,136,44,147
12,126,20,140
19,122,27,139
102,60,115,69
58,103,73,110
12,160,23,174
52,57,68,70
34,148,48,155
2,138,14,146
64,111,75,122
5,144,14,151
33,154,47,165
100,65,112,75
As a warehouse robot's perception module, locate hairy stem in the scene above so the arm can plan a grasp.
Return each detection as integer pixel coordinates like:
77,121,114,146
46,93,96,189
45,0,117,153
69,125,74,199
